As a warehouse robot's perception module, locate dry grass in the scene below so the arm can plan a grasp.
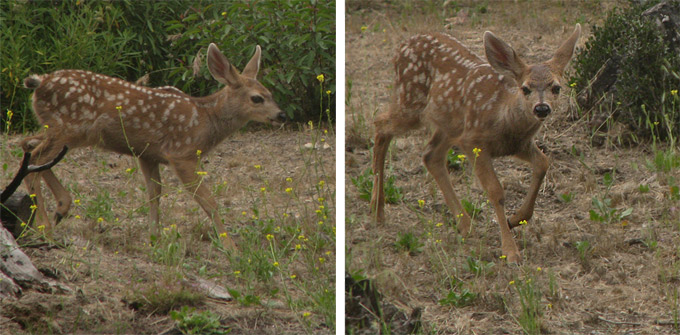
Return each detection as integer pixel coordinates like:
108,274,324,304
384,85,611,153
0,124,335,334
346,1,680,334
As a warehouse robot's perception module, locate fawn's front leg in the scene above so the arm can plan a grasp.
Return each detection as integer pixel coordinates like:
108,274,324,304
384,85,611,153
422,130,472,236
508,144,549,229
139,158,162,237
171,158,237,251
472,151,521,263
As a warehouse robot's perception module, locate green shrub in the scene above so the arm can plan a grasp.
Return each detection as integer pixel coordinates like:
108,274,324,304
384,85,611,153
571,0,680,141
163,1,335,122
0,0,187,132
0,0,335,133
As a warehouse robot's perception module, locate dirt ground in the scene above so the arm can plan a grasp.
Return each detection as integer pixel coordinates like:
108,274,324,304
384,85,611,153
346,1,680,334
0,125,336,334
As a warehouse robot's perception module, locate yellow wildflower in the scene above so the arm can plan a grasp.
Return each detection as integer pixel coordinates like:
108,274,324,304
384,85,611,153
473,147,482,157
316,74,324,83
266,234,274,241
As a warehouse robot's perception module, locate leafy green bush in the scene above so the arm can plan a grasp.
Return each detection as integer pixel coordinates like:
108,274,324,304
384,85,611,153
0,0,188,132
0,0,334,133
571,0,680,141
164,1,335,122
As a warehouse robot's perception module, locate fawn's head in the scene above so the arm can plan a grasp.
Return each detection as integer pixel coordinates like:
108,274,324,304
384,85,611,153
484,24,581,120
207,43,286,125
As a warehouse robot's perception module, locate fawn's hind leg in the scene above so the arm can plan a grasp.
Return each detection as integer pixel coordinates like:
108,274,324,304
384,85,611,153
370,102,421,224
22,136,70,232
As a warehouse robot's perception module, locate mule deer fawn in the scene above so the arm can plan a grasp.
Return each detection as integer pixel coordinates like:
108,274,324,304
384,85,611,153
21,43,285,250
371,25,581,263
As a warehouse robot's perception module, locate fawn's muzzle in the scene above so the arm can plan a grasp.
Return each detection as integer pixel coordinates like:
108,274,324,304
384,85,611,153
534,103,551,119
275,111,287,123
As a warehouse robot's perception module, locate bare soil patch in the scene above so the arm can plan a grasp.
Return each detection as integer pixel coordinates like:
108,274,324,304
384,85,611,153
346,2,680,334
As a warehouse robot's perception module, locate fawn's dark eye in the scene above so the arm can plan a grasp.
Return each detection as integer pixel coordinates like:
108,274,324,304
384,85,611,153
251,95,264,104
551,85,561,95
522,86,532,96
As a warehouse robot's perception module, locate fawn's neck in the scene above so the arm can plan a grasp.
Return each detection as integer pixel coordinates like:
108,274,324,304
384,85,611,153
193,87,250,148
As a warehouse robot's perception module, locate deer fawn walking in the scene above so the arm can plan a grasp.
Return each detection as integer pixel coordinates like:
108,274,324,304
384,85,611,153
21,43,285,250
371,25,581,263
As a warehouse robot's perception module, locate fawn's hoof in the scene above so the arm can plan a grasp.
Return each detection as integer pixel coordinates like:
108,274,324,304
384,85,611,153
507,218,520,230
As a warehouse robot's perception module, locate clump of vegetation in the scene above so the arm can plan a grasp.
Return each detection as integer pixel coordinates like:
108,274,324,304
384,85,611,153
0,0,335,133
125,280,205,315
570,0,680,141
351,167,404,204
170,306,230,335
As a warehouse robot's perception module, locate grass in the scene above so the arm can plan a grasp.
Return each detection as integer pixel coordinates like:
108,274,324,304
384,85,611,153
0,112,335,333
346,1,680,333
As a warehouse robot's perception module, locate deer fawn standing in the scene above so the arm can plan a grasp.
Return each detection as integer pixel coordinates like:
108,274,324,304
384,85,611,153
21,43,285,250
371,25,581,263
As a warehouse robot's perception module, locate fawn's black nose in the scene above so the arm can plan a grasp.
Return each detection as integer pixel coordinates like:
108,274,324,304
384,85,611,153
534,103,551,118
276,111,287,123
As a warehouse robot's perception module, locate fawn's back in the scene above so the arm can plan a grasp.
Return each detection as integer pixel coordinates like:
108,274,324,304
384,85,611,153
27,70,206,161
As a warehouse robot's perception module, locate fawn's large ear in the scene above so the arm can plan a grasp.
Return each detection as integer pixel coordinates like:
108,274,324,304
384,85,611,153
241,45,261,79
547,24,581,75
207,43,243,87
484,31,527,81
